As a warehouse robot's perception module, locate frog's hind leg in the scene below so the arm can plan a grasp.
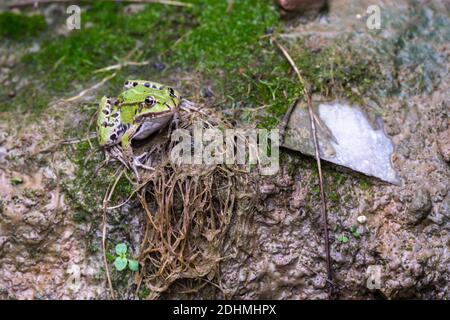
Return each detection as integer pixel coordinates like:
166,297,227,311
109,145,132,170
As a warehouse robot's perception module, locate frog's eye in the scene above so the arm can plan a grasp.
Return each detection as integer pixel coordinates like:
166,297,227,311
144,82,151,88
145,96,156,106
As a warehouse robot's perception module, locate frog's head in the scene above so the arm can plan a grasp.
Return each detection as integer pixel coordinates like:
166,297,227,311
118,84,156,105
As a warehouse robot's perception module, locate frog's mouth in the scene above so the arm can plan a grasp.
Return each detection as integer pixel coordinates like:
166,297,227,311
133,113,174,140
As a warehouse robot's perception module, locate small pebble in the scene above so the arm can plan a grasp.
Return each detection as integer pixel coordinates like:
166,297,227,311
357,215,367,224
265,27,274,35
201,87,214,98
153,62,166,71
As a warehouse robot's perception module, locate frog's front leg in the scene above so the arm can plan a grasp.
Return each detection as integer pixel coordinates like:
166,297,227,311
120,124,155,176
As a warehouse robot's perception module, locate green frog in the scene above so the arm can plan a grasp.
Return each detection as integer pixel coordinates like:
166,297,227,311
97,80,181,176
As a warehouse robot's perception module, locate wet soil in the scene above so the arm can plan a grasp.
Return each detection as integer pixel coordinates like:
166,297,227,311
0,0,448,299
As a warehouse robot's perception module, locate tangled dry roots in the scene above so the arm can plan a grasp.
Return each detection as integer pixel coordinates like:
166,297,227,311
133,110,243,299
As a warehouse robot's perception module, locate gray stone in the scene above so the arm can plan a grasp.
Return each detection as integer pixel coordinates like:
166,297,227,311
437,128,450,162
282,101,400,184
440,196,450,219
407,188,432,225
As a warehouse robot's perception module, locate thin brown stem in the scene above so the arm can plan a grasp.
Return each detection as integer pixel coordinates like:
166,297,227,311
273,37,333,298
102,168,125,299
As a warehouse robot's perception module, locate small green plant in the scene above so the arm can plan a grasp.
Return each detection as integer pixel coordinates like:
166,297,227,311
112,243,139,272
138,286,151,299
337,234,349,244
350,226,361,239
11,177,23,185
359,179,371,191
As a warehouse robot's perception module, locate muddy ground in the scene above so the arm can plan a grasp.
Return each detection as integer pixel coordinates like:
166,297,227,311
0,0,449,299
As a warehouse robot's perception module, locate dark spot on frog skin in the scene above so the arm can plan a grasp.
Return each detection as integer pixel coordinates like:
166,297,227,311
168,87,177,98
102,121,108,127
110,133,117,141
133,82,138,87
144,82,151,88
112,112,119,118
102,109,109,115
124,81,129,86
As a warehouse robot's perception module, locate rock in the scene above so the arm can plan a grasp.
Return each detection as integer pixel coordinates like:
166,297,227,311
277,0,326,14
428,212,445,225
201,87,214,98
153,62,166,71
439,195,450,219
357,215,367,224
437,128,450,162
406,188,432,225
282,101,400,185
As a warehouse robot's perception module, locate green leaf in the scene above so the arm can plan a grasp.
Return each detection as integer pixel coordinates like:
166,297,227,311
11,177,23,185
128,259,139,271
105,252,115,263
350,226,360,239
114,256,128,271
338,235,349,243
115,243,127,255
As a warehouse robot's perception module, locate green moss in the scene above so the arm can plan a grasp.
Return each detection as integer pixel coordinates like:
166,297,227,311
64,136,135,220
0,12,47,40
0,87,50,114
138,286,151,299
7,0,380,125
23,2,191,94
72,211,88,223
359,178,372,191
174,0,278,72
14,1,286,118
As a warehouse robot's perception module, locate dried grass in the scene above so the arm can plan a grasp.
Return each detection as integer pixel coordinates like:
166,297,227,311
124,108,247,299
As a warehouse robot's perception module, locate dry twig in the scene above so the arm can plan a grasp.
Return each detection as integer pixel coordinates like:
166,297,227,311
102,168,126,299
272,37,334,298
63,72,117,103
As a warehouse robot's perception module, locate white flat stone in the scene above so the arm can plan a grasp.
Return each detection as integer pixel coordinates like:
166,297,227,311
282,101,400,185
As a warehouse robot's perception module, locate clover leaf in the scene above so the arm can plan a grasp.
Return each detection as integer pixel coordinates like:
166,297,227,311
128,259,139,271
114,256,128,271
115,243,127,256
